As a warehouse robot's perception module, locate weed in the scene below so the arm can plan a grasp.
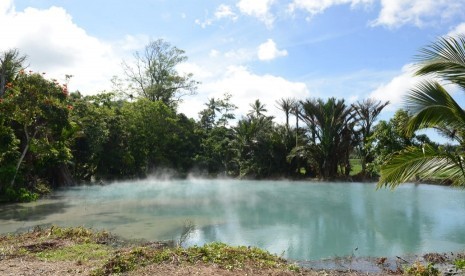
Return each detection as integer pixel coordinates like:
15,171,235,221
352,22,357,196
177,219,195,247
454,259,465,270
404,261,439,276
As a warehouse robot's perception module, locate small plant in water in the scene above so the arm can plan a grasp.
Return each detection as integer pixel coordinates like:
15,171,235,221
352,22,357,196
177,219,195,247
404,261,439,276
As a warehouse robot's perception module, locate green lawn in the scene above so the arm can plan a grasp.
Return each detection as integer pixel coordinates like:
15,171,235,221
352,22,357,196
349,159,362,176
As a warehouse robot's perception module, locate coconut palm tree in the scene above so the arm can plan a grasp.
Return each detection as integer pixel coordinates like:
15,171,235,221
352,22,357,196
248,99,267,119
378,36,465,188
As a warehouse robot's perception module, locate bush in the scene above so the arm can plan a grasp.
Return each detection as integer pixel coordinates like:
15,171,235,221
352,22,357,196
4,187,39,202
404,261,439,276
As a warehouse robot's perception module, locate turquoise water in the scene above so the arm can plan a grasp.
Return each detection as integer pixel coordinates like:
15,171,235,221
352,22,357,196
1,179,464,260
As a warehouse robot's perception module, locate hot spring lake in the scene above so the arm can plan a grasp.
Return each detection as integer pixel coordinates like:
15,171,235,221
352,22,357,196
1,179,465,260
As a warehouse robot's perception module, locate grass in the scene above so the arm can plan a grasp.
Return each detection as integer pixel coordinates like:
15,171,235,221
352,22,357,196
92,242,298,275
349,158,362,176
455,259,465,270
0,226,299,276
36,243,110,262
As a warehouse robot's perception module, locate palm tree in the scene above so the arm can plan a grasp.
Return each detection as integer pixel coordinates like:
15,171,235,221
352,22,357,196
276,98,296,131
352,99,389,176
248,99,267,118
378,36,465,188
0,49,27,98
300,97,355,178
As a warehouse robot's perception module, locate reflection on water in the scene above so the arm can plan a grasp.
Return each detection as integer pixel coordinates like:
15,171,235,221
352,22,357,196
0,179,464,260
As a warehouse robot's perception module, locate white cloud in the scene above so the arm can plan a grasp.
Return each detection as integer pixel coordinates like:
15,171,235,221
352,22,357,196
195,4,238,28
194,18,213,28
448,22,465,36
178,65,309,122
118,34,150,51
257,39,288,61
224,48,255,62
237,0,275,27
288,0,373,17
369,64,424,110
209,49,220,58
215,4,238,20
176,62,213,79
372,0,465,28
0,0,13,14
0,4,125,94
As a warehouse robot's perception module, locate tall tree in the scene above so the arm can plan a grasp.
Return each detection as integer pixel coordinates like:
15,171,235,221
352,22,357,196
248,99,268,119
0,49,27,98
299,98,355,178
199,93,237,130
352,99,389,176
122,39,198,108
379,36,465,188
0,72,73,189
276,98,296,131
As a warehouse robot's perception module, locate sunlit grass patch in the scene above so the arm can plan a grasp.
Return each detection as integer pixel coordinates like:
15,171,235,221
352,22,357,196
36,243,110,262
93,242,297,275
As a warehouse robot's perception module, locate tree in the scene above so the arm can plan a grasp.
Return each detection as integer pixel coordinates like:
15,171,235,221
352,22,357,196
198,93,237,130
299,98,355,178
276,98,296,131
234,100,277,178
248,99,268,119
196,94,237,175
352,99,389,176
378,36,465,188
122,39,198,108
0,71,73,190
0,49,27,98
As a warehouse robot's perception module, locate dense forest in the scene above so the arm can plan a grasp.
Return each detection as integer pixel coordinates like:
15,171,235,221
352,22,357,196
0,38,456,202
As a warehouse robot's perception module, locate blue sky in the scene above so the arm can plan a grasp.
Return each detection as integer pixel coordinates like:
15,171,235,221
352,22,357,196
1,0,465,125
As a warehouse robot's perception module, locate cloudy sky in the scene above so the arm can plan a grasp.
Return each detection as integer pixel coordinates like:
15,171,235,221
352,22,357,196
1,0,465,122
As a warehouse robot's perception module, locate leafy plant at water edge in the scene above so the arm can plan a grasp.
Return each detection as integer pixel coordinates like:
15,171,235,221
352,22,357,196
404,261,439,276
455,258,465,269
4,187,38,202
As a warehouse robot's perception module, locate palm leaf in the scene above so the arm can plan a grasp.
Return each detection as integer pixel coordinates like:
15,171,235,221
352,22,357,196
415,36,465,90
405,80,465,143
378,144,465,189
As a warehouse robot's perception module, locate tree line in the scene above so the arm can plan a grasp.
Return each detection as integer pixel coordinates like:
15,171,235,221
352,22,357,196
1,36,462,202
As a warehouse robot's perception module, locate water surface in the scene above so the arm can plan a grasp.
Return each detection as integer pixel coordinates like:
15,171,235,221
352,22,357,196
1,179,464,260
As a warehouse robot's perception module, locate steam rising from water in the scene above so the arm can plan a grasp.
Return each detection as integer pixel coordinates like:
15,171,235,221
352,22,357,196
1,179,465,260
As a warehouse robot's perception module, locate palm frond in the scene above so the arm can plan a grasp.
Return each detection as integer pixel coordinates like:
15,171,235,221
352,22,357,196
405,80,465,141
415,36,465,90
377,144,465,189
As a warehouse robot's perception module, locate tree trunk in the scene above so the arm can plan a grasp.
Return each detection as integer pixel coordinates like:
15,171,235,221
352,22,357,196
52,164,75,187
10,127,37,187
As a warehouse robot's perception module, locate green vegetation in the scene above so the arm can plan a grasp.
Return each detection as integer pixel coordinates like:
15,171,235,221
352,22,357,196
455,259,465,270
0,226,298,276
36,243,110,262
404,261,439,276
2,36,465,201
378,36,465,188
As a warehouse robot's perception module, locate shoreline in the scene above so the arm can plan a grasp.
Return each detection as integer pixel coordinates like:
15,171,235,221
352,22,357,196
1,226,464,275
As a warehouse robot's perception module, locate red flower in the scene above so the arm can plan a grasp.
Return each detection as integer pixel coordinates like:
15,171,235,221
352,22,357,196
67,105,73,110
